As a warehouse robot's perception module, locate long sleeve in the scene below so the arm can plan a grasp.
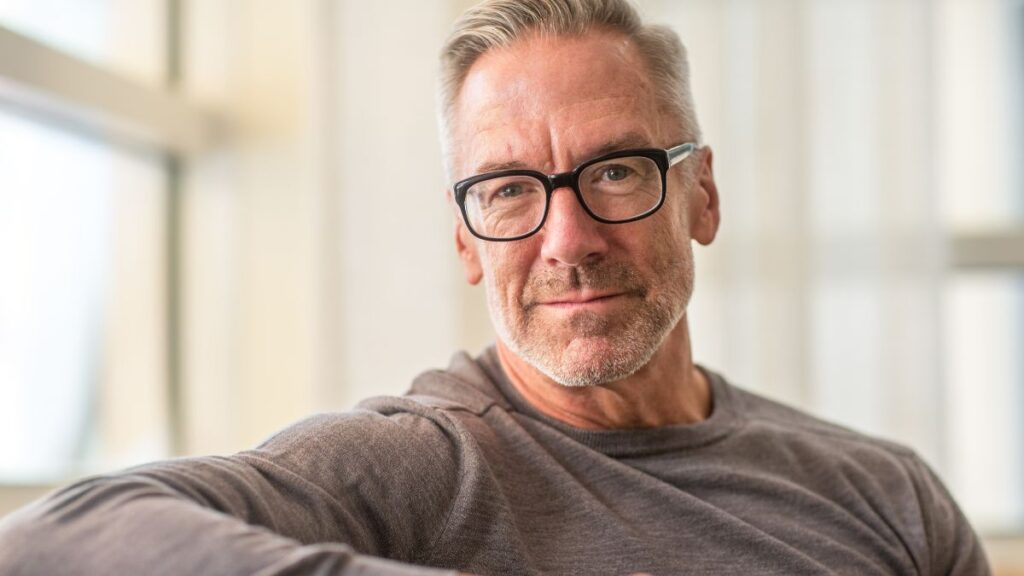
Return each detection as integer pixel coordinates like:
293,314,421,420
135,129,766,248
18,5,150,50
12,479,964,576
906,455,991,575
0,404,465,575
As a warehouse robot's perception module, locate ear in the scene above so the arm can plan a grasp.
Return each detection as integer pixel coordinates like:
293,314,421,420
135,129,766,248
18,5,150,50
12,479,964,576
689,147,721,246
447,189,483,285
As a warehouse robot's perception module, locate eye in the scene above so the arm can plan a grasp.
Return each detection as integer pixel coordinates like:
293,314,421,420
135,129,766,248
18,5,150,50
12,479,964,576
602,165,632,182
496,184,524,199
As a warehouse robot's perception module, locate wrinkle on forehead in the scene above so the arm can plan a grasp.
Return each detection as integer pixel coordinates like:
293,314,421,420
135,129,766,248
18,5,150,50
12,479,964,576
548,95,642,125
464,94,656,175
452,31,663,177
467,93,641,136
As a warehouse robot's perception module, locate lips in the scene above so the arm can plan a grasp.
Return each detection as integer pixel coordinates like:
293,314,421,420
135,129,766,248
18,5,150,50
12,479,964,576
521,264,648,313
540,291,624,306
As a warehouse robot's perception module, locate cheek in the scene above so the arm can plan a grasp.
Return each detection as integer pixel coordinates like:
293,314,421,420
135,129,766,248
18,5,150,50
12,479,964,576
664,170,693,226
662,191,693,243
638,195,689,249
481,242,537,302
634,206,693,277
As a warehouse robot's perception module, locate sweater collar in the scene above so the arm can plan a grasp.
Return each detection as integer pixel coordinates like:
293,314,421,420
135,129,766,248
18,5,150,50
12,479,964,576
411,345,744,457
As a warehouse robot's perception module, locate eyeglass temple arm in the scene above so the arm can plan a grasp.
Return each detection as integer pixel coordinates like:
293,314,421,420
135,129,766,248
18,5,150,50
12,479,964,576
667,142,699,166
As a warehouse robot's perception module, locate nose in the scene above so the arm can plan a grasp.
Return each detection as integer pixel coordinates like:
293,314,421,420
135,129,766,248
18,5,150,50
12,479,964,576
539,186,609,267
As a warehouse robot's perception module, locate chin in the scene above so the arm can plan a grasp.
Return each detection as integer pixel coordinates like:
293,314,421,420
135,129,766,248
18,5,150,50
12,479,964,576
494,292,682,387
532,335,655,388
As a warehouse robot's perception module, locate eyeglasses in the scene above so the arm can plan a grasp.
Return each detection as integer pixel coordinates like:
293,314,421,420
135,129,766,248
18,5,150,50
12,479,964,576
453,142,698,241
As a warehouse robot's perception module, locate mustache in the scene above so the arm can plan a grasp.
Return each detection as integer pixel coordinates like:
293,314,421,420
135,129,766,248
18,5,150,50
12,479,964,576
522,261,648,310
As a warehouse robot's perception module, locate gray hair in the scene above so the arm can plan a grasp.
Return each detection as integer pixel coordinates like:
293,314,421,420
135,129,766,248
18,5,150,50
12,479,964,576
437,0,702,181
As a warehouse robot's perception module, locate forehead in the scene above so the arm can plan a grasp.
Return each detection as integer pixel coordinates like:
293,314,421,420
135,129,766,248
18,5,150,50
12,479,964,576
452,31,663,177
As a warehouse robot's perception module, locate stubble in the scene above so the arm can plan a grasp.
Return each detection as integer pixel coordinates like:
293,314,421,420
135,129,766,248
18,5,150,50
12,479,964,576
486,244,694,387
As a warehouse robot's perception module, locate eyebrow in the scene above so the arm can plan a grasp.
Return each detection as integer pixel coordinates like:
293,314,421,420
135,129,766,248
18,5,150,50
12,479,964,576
583,132,654,161
473,132,655,175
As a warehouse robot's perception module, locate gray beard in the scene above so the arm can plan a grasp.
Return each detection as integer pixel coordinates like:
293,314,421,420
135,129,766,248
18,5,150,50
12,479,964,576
487,256,691,387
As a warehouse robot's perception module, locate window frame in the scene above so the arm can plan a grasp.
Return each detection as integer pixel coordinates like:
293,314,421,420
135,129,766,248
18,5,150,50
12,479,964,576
0,0,211,500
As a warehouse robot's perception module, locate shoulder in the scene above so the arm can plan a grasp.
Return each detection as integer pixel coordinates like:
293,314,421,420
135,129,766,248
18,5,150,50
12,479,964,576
237,397,472,531
719,380,933,513
730,384,917,459
236,355,513,495
720,381,989,573
251,395,469,466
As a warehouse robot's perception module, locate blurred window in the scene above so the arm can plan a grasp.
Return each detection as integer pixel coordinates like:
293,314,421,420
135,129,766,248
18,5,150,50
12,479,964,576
0,0,167,87
945,273,1024,533
939,0,1024,533
0,1,173,483
0,111,169,482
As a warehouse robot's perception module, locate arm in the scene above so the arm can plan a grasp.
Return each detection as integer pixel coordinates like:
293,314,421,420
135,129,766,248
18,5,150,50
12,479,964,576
0,407,463,575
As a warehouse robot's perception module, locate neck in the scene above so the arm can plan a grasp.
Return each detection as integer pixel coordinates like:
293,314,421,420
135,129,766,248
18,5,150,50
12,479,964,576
496,317,711,430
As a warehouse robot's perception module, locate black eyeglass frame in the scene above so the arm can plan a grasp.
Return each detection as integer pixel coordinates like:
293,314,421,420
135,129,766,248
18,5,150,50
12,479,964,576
453,142,698,242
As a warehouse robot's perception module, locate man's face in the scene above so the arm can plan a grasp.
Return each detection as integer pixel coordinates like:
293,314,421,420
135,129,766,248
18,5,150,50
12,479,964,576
450,31,718,387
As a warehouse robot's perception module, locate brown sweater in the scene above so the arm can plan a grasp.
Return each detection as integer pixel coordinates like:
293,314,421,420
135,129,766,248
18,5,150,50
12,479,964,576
0,347,989,575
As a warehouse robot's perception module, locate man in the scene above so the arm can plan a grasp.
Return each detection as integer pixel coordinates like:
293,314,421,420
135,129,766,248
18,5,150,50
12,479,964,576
0,0,989,574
